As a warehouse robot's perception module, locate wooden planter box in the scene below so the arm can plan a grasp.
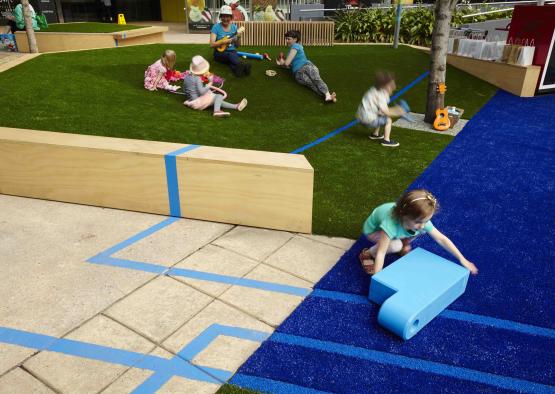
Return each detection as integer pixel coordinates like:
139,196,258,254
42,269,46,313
447,53,541,97
14,26,167,53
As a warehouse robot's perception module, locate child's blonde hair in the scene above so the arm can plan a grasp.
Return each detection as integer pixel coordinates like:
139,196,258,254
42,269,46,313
393,189,439,221
374,71,395,90
161,49,176,70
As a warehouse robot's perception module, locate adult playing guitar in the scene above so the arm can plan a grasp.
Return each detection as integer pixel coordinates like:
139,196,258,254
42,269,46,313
209,5,251,77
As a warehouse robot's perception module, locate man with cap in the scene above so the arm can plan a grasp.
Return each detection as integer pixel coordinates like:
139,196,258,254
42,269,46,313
209,5,251,77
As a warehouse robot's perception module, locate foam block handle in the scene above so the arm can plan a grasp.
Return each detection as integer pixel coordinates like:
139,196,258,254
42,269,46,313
369,248,469,340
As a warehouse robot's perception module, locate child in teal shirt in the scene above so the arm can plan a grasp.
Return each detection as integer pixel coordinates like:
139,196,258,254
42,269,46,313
360,189,478,276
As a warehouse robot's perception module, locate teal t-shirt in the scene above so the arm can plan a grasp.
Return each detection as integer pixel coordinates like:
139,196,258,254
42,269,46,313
211,23,238,52
288,43,309,74
362,202,434,239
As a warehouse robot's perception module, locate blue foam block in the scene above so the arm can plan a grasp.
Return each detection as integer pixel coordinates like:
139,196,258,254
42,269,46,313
369,248,469,340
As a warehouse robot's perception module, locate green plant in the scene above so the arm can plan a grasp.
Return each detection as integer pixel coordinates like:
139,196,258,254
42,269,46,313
334,4,513,45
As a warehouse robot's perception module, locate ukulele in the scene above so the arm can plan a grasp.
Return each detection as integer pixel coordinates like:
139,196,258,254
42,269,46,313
215,26,245,52
433,82,450,131
433,108,450,131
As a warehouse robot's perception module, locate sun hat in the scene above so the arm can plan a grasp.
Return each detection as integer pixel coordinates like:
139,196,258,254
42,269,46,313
220,5,233,16
189,55,210,75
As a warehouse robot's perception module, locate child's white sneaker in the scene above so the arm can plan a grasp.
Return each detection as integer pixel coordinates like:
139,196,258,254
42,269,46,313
237,98,248,112
213,111,230,117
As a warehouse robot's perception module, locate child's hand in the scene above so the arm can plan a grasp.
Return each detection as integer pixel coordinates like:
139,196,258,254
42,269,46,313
461,259,478,275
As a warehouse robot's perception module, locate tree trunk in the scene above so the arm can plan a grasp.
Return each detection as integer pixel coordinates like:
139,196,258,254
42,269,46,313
21,0,38,53
424,0,457,124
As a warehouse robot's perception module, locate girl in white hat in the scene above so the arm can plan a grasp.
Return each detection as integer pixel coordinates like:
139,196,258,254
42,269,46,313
183,55,247,117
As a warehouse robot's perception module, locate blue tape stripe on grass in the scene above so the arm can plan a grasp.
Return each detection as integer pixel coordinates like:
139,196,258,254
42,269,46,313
165,145,200,217
389,70,429,102
290,120,359,154
290,71,429,154
311,289,555,338
231,373,331,394
88,217,179,261
271,333,554,393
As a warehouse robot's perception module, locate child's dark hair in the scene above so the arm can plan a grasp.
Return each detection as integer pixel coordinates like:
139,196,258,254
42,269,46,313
374,71,395,89
393,189,439,221
284,30,301,42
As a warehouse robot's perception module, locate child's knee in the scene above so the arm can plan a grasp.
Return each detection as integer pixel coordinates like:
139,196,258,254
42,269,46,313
388,239,402,253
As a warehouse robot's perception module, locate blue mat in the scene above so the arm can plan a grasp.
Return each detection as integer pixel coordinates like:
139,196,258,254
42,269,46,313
231,91,555,393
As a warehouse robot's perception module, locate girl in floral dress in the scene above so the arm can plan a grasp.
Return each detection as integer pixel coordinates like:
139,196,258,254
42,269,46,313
144,50,179,92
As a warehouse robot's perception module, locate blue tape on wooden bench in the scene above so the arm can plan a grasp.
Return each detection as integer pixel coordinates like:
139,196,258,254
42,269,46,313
369,248,469,340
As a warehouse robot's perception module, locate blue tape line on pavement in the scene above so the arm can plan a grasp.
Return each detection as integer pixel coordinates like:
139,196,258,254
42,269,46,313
231,373,331,394
290,71,429,154
165,145,200,217
168,267,311,297
272,333,555,393
0,326,222,384
178,324,270,361
88,217,179,261
89,255,310,296
311,289,555,339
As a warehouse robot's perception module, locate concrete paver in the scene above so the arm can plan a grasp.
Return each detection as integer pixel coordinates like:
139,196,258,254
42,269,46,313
0,194,352,392
171,244,260,297
0,367,54,394
212,226,293,262
219,264,311,327
163,300,272,372
0,344,35,376
104,276,213,342
112,219,232,265
265,235,347,283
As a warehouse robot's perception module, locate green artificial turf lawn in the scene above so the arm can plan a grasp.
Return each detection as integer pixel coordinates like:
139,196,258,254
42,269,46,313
216,385,257,394
0,44,496,238
39,22,145,33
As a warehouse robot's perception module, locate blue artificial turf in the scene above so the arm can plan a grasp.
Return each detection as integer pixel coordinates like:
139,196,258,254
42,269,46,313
231,91,555,393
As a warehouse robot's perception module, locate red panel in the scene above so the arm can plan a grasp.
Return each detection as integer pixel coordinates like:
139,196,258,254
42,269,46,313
507,5,555,69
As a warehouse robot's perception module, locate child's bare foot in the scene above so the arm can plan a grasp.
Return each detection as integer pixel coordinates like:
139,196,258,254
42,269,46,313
325,92,337,103
359,248,375,275
213,111,230,117
237,98,248,111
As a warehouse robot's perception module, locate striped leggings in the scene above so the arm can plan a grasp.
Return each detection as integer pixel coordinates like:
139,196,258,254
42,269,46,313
294,62,329,97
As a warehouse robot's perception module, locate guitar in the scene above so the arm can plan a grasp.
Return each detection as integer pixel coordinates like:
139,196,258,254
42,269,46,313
433,108,450,131
215,26,245,52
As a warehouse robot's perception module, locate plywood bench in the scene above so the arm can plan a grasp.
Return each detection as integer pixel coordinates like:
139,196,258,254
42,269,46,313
235,21,334,46
14,26,167,53
447,53,541,97
0,127,313,233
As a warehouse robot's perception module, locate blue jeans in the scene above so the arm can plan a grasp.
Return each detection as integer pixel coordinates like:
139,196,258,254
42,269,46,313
213,50,241,74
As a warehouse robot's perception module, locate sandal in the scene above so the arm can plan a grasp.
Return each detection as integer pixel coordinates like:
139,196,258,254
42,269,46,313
359,248,375,275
